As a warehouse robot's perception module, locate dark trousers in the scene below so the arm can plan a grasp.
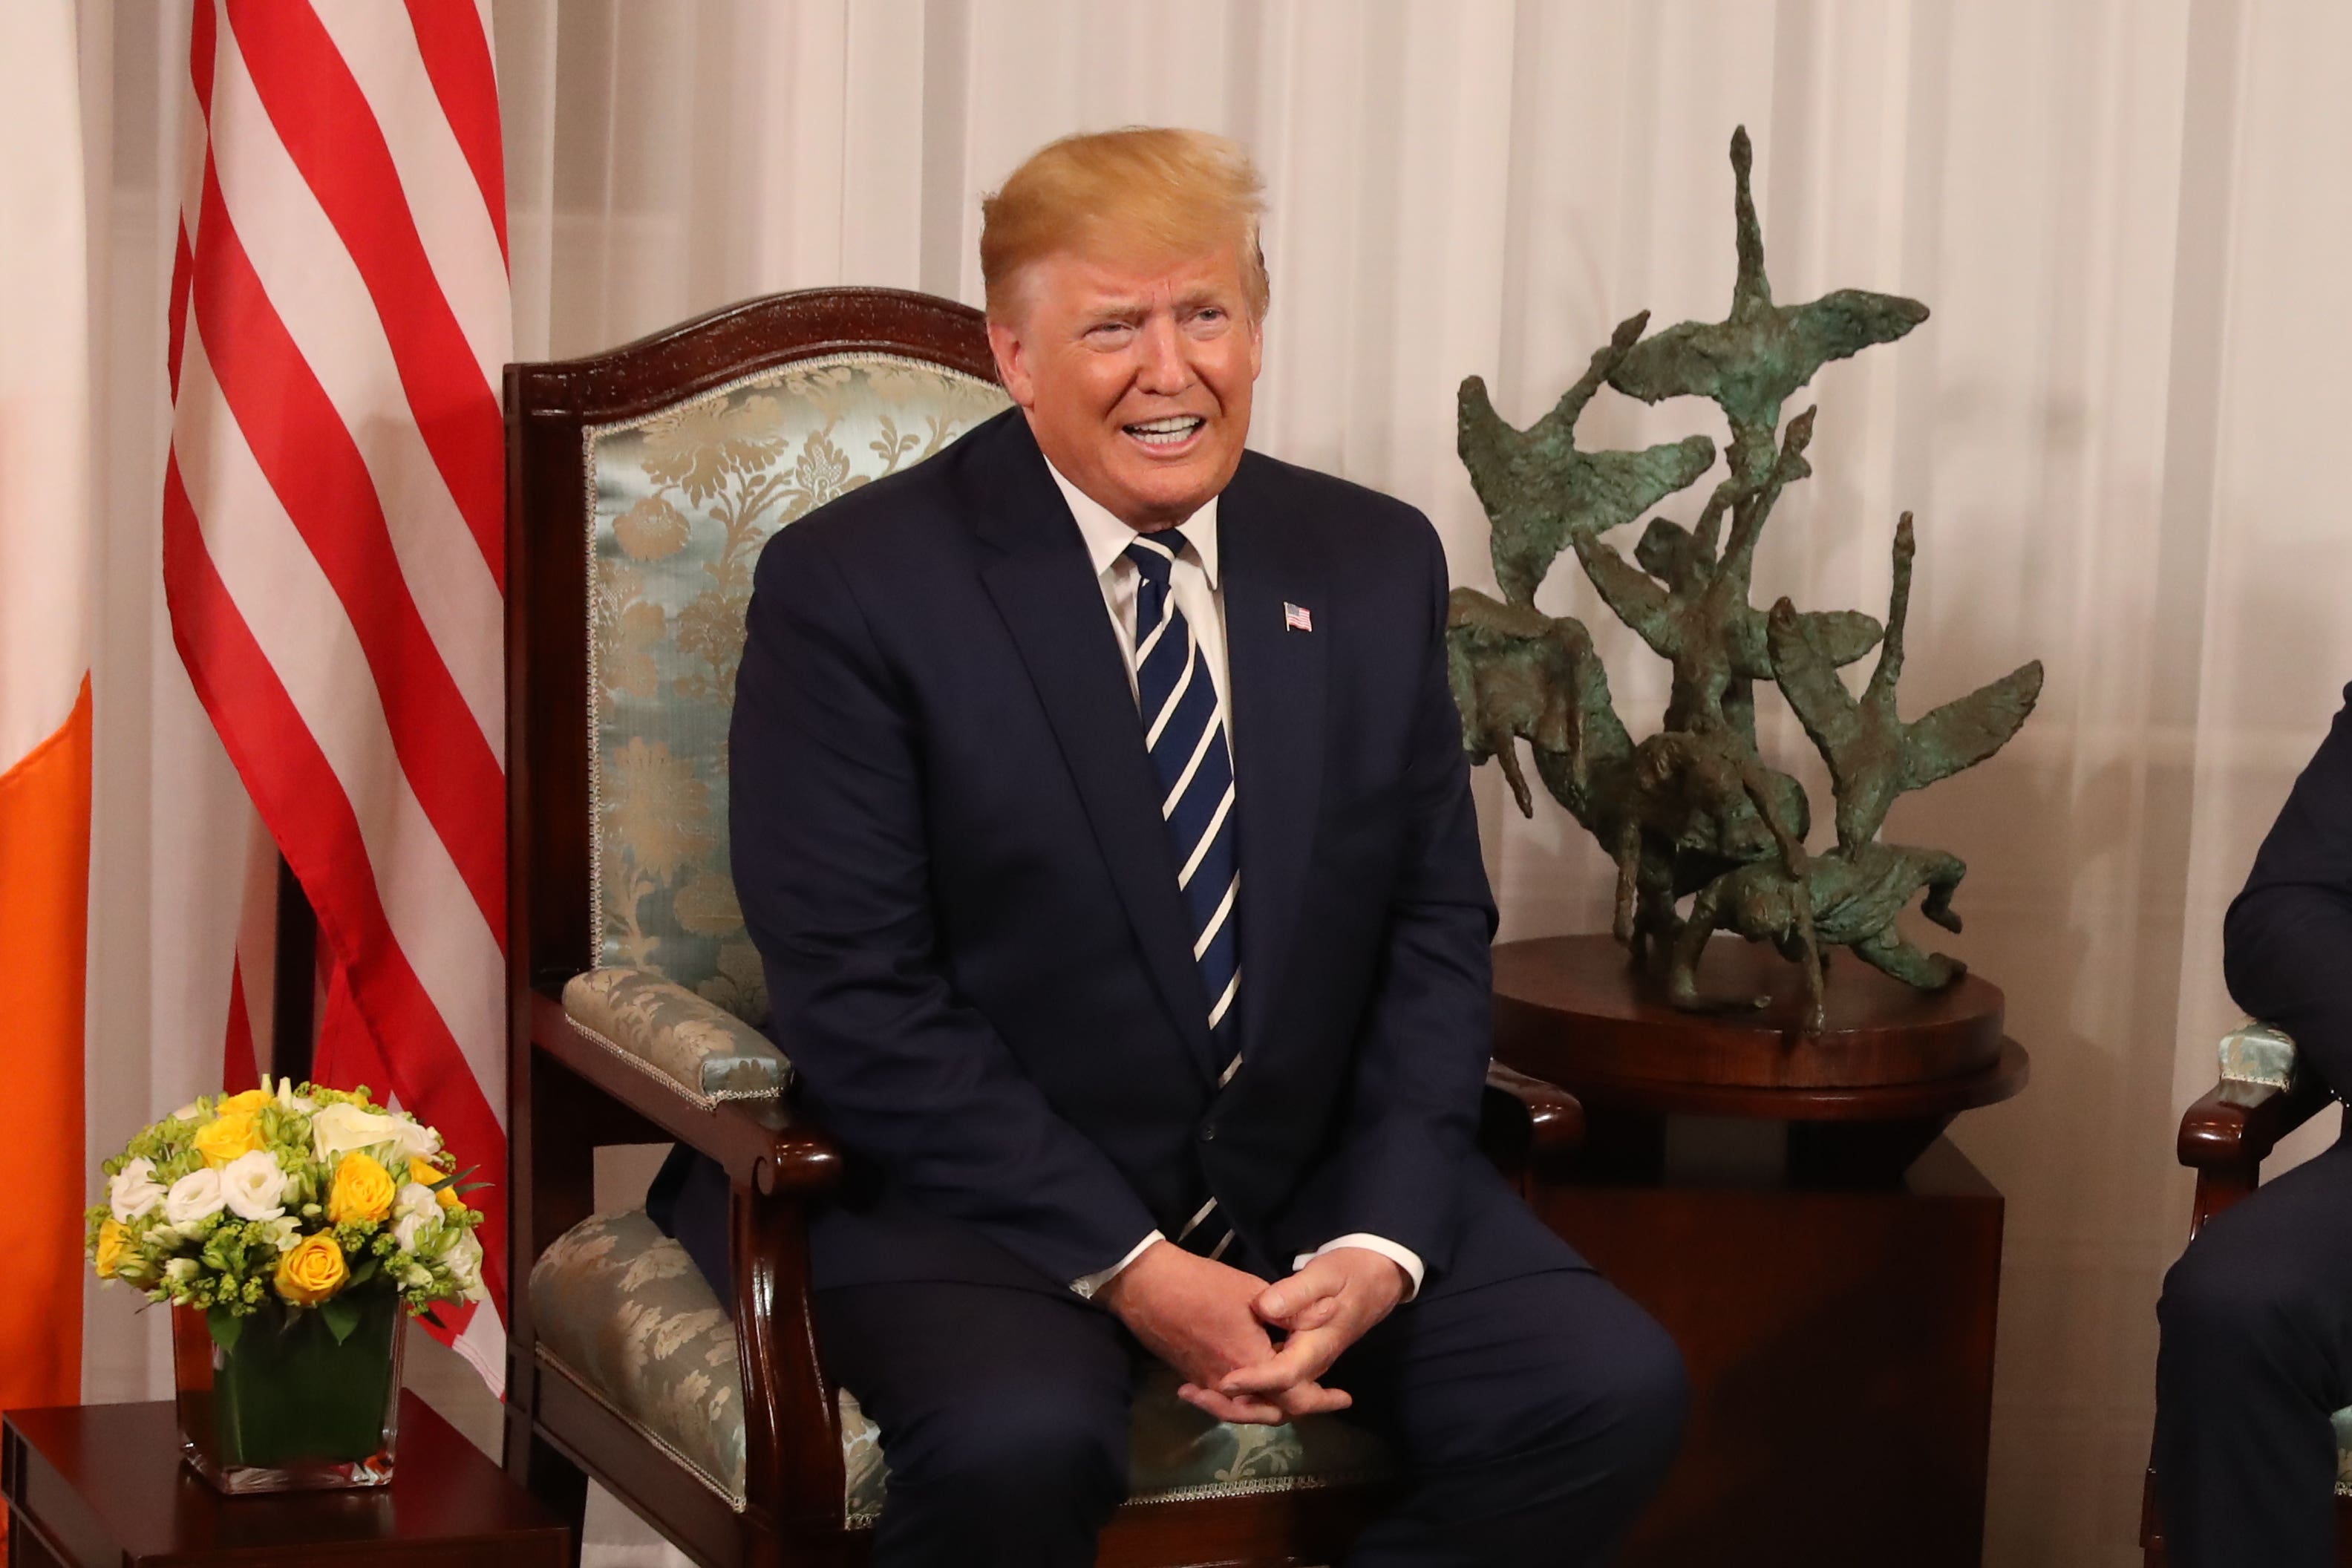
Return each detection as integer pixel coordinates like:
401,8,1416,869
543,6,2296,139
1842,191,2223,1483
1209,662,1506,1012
2156,1121,2352,1567
814,1247,1685,1567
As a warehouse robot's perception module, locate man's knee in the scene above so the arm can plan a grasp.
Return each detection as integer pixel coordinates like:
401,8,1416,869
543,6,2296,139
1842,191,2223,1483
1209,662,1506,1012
1571,1307,1688,1487
1472,1287,1688,1486
886,1385,1129,1518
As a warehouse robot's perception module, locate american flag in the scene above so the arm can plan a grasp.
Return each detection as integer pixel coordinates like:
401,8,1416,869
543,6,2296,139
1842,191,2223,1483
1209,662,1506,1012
1284,601,1313,633
161,0,510,1386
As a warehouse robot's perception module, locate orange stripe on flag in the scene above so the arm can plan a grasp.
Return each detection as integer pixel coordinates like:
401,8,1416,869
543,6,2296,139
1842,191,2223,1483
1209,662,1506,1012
0,676,91,1422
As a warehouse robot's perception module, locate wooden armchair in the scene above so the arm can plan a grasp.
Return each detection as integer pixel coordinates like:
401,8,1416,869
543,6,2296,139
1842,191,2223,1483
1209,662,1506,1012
2141,1021,2348,1566
500,287,1587,1567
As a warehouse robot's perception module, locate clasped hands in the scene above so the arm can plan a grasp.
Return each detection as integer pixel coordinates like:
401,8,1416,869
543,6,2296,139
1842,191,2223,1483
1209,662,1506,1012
1097,1238,1407,1424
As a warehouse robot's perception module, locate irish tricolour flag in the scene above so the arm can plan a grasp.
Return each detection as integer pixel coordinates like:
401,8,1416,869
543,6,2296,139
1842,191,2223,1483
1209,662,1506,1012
0,0,94,1448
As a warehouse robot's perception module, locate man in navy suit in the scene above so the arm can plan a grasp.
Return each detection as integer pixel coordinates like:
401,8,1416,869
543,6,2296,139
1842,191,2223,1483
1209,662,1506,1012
2158,685,2352,1567
650,126,1685,1567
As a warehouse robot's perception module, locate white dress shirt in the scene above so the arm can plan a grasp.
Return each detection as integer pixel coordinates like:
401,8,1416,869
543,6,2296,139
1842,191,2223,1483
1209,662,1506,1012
1043,458,1425,1304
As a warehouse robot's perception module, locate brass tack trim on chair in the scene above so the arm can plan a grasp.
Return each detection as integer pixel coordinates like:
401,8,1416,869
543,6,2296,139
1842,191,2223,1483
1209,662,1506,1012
1122,1469,1388,1509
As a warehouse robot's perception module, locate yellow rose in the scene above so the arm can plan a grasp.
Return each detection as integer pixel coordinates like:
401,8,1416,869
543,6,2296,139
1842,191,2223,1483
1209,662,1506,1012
327,1152,396,1225
215,1088,273,1117
94,1219,126,1278
408,1157,465,1212
274,1232,348,1304
192,1110,263,1169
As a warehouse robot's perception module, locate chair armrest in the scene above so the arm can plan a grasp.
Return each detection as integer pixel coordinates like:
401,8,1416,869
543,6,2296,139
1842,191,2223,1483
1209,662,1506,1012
1478,1060,1586,1180
2176,1019,2334,1234
531,990,841,1195
562,967,793,1097
1485,1060,1586,1154
542,988,1583,1195
2180,1019,2332,1170
2178,1077,2330,1172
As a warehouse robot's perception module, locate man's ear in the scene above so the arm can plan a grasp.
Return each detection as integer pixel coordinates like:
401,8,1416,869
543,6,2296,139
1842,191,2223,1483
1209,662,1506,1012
987,316,1036,408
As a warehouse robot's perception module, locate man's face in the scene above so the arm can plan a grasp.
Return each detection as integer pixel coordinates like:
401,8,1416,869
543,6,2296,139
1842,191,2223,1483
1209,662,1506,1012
987,239,1263,532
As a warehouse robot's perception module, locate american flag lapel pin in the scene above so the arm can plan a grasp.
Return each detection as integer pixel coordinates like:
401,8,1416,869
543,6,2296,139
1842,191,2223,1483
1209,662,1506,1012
1283,601,1313,633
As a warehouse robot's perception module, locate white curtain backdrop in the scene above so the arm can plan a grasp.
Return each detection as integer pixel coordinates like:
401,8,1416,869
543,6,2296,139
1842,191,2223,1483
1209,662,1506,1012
69,3,2352,1564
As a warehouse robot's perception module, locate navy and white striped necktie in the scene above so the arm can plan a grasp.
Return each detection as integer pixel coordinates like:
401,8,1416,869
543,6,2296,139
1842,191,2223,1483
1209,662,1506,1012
1124,531,1241,1263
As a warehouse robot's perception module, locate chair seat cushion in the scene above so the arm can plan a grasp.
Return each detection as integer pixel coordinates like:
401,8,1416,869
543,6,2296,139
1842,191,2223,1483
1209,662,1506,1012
529,1210,1395,1525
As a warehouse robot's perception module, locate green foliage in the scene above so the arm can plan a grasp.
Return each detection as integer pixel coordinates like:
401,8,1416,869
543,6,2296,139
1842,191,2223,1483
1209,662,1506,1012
318,1295,362,1345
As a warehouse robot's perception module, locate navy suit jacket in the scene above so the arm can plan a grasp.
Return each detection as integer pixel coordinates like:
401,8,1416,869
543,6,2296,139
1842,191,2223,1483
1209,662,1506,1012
701,408,1505,1296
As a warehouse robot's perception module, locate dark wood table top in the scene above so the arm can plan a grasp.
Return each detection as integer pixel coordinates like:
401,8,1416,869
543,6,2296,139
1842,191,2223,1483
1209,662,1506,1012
3,1391,569,1568
1493,933,2028,1117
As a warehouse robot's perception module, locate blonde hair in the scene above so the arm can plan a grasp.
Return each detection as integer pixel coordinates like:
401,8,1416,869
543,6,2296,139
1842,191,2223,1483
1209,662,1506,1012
980,127,1270,321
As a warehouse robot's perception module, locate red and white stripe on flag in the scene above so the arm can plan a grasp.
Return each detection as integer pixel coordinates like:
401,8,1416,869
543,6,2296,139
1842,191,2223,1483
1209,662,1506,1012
162,0,512,1391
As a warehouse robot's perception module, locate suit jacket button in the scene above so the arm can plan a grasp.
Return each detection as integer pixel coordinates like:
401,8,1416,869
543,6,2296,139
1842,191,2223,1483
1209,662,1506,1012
1199,1123,1217,1143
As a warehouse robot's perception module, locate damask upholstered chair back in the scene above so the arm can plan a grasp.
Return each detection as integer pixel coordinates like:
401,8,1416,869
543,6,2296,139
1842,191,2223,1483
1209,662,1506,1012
584,344,1010,1023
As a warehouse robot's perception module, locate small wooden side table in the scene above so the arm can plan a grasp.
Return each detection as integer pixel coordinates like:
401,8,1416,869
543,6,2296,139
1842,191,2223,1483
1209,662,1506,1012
1494,933,2031,1568
3,1391,569,1568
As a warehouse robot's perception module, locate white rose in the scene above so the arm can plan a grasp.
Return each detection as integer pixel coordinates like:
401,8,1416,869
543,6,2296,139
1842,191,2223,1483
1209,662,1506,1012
220,1149,289,1221
163,1168,226,1226
441,1228,487,1302
390,1112,441,1160
309,1102,438,1164
391,1210,434,1255
390,1183,440,1255
108,1158,166,1222
163,1258,199,1284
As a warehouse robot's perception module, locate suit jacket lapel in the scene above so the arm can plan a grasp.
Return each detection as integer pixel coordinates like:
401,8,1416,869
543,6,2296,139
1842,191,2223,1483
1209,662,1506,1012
966,416,1218,1081
1218,460,1327,1064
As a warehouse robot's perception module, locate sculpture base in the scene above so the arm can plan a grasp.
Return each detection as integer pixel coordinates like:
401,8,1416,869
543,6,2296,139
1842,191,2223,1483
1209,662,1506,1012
1494,932,2005,1091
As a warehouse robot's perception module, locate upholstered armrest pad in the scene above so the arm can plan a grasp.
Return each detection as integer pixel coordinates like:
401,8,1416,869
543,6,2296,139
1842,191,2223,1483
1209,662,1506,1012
2218,1019,2299,1100
563,967,792,1101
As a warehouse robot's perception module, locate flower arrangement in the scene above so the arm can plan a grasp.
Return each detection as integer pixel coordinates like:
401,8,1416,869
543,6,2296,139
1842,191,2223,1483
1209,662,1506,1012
89,1080,487,1351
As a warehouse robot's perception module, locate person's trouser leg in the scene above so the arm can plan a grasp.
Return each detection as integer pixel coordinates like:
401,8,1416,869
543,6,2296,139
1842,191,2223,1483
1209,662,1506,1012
2157,1128,2352,1568
812,1280,1134,1568
1333,1263,1686,1567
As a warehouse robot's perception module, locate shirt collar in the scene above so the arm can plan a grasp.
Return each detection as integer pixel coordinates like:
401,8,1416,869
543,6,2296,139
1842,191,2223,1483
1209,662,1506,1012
1044,455,1221,590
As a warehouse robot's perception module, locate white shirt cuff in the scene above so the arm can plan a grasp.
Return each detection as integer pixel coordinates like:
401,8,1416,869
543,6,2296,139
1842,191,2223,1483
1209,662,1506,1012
1294,1234,1424,1301
1071,1230,1163,1299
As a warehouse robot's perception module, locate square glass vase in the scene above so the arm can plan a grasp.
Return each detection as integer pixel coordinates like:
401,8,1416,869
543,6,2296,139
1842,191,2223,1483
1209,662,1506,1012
171,1291,405,1493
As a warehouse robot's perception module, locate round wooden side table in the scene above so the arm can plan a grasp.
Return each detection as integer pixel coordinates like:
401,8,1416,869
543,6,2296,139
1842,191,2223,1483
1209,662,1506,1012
1493,932,2029,1186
